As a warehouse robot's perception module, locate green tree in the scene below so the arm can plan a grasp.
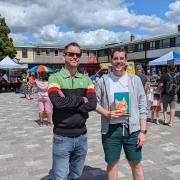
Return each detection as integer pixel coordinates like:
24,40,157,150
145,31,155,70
0,15,17,60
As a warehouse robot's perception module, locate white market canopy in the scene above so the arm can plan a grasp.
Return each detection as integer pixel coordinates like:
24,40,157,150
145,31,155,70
0,56,28,69
149,51,180,66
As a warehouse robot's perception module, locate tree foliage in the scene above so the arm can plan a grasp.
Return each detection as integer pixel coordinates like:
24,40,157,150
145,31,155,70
0,15,17,60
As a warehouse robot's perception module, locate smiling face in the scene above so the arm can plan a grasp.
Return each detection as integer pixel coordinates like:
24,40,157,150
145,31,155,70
63,45,81,68
111,51,127,75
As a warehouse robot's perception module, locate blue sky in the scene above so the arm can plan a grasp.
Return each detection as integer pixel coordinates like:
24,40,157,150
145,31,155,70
122,0,178,35
129,0,174,17
0,0,180,45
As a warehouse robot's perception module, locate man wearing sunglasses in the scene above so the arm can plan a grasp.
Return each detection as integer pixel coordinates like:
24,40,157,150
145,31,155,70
48,42,97,180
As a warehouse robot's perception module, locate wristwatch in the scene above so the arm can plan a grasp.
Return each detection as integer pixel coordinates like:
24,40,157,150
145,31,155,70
140,129,147,134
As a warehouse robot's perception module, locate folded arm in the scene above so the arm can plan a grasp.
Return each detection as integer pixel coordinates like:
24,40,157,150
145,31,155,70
77,79,97,113
48,77,84,110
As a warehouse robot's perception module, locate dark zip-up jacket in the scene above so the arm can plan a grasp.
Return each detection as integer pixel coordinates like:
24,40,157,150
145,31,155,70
48,68,97,137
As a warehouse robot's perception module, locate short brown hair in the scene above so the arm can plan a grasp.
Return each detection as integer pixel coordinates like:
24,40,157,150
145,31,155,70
111,48,127,59
64,42,81,53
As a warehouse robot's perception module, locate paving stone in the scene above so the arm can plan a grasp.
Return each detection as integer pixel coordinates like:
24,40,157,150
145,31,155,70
159,131,171,135
142,159,155,166
24,160,44,167
0,154,14,160
26,144,40,148
0,93,180,179
166,165,180,173
165,154,180,161
0,177,8,180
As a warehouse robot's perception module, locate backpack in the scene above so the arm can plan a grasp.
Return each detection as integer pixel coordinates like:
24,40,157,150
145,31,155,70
165,73,178,95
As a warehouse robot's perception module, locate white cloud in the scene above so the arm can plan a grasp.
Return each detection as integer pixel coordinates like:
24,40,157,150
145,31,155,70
34,24,135,45
0,0,177,32
0,0,178,45
165,1,180,21
0,1,60,33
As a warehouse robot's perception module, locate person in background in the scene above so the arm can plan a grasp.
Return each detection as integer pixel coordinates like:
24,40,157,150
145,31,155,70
146,79,152,110
2,71,8,82
35,71,52,127
21,71,31,100
161,67,167,75
158,65,180,127
15,73,23,93
157,69,161,80
0,71,9,92
28,72,35,99
147,65,151,77
150,87,161,124
48,42,97,180
91,72,101,85
136,65,146,82
96,48,147,180
135,64,148,92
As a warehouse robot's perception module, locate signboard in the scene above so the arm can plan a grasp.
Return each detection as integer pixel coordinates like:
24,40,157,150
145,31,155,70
127,61,135,74
100,63,111,69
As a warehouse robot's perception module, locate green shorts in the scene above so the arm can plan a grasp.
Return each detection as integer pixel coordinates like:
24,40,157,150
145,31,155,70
102,124,142,164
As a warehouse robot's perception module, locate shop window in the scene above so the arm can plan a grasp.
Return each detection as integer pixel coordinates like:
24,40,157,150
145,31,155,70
175,36,180,46
150,41,155,49
127,45,134,52
22,48,28,58
159,39,170,48
36,49,41,56
55,49,59,56
138,43,144,51
46,49,50,56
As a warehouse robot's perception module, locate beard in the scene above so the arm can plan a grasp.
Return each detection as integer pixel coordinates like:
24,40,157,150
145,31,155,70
65,60,80,68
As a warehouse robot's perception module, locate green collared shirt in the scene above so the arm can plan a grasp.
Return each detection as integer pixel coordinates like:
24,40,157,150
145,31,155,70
49,67,92,90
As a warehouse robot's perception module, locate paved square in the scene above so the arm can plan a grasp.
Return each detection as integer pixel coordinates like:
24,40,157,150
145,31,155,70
0,93,180,180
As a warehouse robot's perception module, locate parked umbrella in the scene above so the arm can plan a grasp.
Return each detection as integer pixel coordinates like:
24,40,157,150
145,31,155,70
30,65,54,73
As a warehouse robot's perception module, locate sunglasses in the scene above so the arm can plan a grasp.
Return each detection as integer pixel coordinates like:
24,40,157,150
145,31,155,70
64,52,82,58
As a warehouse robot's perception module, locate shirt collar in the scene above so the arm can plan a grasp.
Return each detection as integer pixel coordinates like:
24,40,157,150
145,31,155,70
60,67,82,78
110,71,128,80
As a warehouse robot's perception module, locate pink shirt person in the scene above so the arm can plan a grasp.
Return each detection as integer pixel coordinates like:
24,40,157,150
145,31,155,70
36,79,52,113
35,71,53,127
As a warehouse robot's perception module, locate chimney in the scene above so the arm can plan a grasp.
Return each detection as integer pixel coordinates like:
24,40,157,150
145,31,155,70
178,25,180,33
130,34,135,41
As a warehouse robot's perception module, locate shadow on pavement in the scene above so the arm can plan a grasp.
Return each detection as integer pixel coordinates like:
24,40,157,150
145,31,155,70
34,119,50,126
147,117,170,126
40,169,52,180
147,118,152,123
40,166,107,180
81,165,107,180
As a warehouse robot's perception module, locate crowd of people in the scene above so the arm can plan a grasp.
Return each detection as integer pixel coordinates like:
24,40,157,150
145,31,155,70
135,64,179,127
20,71,53,127
0,70,53,127
0,42,179,180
